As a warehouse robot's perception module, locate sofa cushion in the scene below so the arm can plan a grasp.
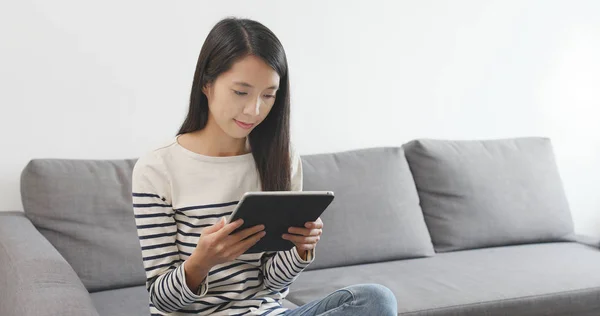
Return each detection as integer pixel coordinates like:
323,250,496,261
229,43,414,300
0,213,100,316
301,147,434,270
21,159,145,292
287,242,600,315
403,138,574,252
89,286,298,316
90,286,149,316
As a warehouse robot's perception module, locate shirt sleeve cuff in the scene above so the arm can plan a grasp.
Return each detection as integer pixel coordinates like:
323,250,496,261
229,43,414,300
179,261,209,303
291,246,315,267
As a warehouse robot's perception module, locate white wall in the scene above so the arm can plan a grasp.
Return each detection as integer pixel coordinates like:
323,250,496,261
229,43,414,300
1,0,599,236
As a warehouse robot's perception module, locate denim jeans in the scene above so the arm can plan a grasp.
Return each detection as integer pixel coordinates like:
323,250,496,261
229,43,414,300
283,284,397,316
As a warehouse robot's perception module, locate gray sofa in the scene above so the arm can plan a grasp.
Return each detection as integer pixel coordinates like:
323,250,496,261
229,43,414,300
2,137,600,316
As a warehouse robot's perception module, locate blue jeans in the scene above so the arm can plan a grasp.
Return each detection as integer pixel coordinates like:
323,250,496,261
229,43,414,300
283,284,397,316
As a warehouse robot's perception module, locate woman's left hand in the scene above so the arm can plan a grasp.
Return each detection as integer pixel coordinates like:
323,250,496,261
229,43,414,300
282,217,323,260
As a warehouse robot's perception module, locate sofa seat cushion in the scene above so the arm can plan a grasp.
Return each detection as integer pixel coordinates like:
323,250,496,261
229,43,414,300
90,286,298,316
90,286,149,316
287,242,600,315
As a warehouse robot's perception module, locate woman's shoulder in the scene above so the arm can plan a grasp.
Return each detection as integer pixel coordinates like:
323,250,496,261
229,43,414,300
290,142,301,164
133,139,178,175
290,143,303,191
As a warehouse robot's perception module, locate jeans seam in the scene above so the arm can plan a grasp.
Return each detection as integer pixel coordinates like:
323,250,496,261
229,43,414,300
317,302,353,316
298,289,356,316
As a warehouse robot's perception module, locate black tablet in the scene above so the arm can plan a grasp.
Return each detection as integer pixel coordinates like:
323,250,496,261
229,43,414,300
227,191,335,254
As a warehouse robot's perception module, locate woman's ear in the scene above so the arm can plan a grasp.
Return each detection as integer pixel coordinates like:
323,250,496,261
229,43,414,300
202,83,211,99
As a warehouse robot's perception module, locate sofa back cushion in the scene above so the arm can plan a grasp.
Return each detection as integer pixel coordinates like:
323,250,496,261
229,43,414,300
21,159,145,292
301,147,435,271
403,138,574,252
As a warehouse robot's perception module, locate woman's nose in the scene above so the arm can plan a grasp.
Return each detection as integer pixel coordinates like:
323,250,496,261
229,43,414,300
243,97,262,116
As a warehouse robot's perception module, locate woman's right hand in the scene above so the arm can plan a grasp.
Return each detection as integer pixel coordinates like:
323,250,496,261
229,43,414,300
184,217,265,291
194,217,265,268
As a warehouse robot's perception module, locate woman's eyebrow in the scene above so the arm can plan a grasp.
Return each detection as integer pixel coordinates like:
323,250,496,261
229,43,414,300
234,81,278,90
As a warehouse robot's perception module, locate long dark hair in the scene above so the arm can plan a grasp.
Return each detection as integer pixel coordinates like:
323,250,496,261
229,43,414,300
178,17,291,191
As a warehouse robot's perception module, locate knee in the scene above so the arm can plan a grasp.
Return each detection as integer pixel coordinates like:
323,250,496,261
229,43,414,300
367,284,397,306
347,284,397,314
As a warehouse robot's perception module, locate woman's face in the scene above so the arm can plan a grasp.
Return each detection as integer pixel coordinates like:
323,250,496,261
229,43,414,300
203,55,280,139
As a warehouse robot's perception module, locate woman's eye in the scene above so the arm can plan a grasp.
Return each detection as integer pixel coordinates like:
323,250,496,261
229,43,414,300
263,94,276,99
233,90,248,96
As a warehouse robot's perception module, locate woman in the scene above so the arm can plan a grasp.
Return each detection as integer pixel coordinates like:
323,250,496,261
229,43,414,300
132,17,397,316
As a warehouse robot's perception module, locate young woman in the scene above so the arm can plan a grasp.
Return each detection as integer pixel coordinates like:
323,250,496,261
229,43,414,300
132,18,397,316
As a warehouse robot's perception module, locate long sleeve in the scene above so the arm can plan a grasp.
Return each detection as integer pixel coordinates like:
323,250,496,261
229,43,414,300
260,246,314,292
132,153,208,313
260,147,315,292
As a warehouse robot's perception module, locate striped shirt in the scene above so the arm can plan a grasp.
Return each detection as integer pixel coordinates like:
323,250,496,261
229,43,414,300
132,138,314,316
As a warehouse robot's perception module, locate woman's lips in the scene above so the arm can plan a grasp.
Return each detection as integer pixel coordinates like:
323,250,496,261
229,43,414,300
234,119,254,129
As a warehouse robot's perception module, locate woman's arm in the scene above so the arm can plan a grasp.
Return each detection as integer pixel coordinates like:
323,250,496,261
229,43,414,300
132,153,209,313
260,247,314,292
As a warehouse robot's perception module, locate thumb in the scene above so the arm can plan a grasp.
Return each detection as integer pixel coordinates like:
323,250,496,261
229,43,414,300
203,217,227,234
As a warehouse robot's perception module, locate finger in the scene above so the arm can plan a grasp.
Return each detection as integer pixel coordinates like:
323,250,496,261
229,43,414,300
282,234,320,244
288,227,310,235
216,219,245,238
203,217,228,234
296,243,317,251
230,230,266,256
231,224,265,242
288,227,321,236
305,220,323,229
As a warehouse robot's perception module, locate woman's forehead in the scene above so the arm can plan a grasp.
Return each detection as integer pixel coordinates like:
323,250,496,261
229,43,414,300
221,55,280,88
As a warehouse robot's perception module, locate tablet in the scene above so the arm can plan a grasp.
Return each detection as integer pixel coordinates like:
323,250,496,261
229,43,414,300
227,191,334,254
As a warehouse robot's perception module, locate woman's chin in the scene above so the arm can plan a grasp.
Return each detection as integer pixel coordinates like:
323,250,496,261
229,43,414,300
225,127,252,140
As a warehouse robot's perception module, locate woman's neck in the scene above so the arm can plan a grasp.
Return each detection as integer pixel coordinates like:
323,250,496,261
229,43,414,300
182,126,249,157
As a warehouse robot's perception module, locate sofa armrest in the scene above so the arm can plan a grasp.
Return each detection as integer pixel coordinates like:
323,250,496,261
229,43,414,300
0,212,99,316
572,233,600,249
